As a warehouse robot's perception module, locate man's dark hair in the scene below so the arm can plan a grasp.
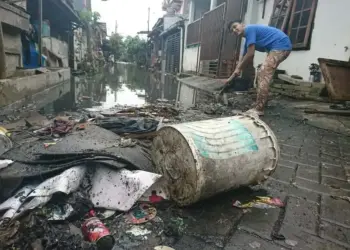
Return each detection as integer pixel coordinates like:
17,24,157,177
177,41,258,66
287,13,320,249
227,20,242,31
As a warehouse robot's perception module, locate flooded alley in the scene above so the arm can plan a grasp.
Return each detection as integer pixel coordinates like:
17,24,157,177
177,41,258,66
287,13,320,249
40,63,177,114
0,62,350,250
1,0,350,249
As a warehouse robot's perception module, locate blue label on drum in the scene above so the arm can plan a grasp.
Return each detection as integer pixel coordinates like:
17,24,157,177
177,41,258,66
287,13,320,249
190,119,258,159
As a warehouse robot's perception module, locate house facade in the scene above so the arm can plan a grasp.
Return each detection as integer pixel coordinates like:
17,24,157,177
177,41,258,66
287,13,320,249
243,0,350,80
182,0,245,78
0,0,83,114
166,0,350,82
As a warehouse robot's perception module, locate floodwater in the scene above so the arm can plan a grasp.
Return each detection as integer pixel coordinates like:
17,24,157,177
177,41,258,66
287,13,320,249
44,63,180,113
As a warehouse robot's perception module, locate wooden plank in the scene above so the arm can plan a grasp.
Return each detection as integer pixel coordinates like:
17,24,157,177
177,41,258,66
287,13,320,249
304,109,350,116
318,58,350,101
278,74,313,86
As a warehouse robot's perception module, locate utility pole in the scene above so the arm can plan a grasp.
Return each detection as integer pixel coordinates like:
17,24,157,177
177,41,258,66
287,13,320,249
147,7,150,67
38,0,43,66
147,7,150,33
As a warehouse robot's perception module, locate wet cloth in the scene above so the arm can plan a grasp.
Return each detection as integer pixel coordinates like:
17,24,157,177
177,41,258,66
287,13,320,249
244,24,292,54
36,119,75,136
256,50,290,111
97,117,159,134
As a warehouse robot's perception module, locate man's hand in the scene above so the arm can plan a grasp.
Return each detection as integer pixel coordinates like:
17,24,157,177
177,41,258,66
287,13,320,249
221,79,229,85
232,67,241,78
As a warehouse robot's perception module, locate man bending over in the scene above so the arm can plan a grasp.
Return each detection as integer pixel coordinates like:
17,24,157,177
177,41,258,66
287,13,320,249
226,20,292,116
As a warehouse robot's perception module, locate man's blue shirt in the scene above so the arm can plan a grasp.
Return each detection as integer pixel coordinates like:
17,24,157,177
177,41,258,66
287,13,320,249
244,24,292,55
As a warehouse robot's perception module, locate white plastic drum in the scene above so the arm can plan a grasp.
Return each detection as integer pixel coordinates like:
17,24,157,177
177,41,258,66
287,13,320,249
152,115,280,206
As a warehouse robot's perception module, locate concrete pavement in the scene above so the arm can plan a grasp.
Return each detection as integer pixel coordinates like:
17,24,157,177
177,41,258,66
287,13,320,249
168,113,350,250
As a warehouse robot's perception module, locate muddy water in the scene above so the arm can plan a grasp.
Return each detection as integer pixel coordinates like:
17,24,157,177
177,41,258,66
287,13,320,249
43,63,180,113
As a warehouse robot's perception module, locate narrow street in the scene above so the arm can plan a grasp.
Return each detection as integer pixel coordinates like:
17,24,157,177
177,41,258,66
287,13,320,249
1,1,350,249
1,64,350,250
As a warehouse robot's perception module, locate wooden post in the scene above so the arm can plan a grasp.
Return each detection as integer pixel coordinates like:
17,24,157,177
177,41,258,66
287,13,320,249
0,22,6,79
38,0,43,66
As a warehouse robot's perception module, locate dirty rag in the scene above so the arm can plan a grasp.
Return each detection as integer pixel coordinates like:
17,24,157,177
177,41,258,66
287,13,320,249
35,118,75,136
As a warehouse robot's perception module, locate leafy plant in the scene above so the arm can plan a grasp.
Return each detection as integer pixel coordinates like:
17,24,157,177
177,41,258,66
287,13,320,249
79,10,101,24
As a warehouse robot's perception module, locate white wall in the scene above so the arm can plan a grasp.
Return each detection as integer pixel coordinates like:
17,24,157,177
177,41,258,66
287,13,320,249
164,15,182,30
183,46,199,72
244,0,350,80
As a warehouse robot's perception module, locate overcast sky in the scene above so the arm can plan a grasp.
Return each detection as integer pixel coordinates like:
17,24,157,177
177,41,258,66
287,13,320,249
91,0,164,38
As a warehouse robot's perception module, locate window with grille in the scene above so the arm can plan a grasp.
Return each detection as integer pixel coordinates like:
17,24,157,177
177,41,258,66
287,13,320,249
269,0,293,32
269,0,318,50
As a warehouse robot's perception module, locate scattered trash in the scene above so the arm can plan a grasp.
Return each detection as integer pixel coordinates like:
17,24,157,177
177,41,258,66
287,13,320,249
156,98,169,103
154,246,175,250
82,210,115,249
43,203,75,221
331,195,350,203
233,197,285,209
0,185,36,220
90,167,161,211
139,178,169,203
97,210,117,220
126,226,152,237
0,126,11,137
0,159,13,169
44,142,57,148
96,117,159,135
76,123,87,130
116,137,137,148
242,208,252,214
148,191,164,203
0,220,20,247
126,204,157,224
164,217,187,237
43,138,62,148
271,233,286,241
249,241,261,248
15,166,86,217
35,118,75,137
285,239,298,247
0,127,13,155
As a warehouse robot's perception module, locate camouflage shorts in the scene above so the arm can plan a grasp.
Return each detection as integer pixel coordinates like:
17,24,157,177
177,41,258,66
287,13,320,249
255,50,290,111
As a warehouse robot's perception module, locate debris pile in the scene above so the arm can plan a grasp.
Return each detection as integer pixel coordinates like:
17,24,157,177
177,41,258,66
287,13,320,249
0,99,280,250
0,103,178,250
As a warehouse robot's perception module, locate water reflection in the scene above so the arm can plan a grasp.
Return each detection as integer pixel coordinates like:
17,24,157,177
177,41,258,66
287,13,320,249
44,63,181,114
78,63,179,109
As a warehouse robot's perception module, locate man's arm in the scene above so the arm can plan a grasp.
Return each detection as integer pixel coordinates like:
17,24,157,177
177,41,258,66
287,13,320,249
237,44,255,72
226,25,256,83
227,44,255,82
